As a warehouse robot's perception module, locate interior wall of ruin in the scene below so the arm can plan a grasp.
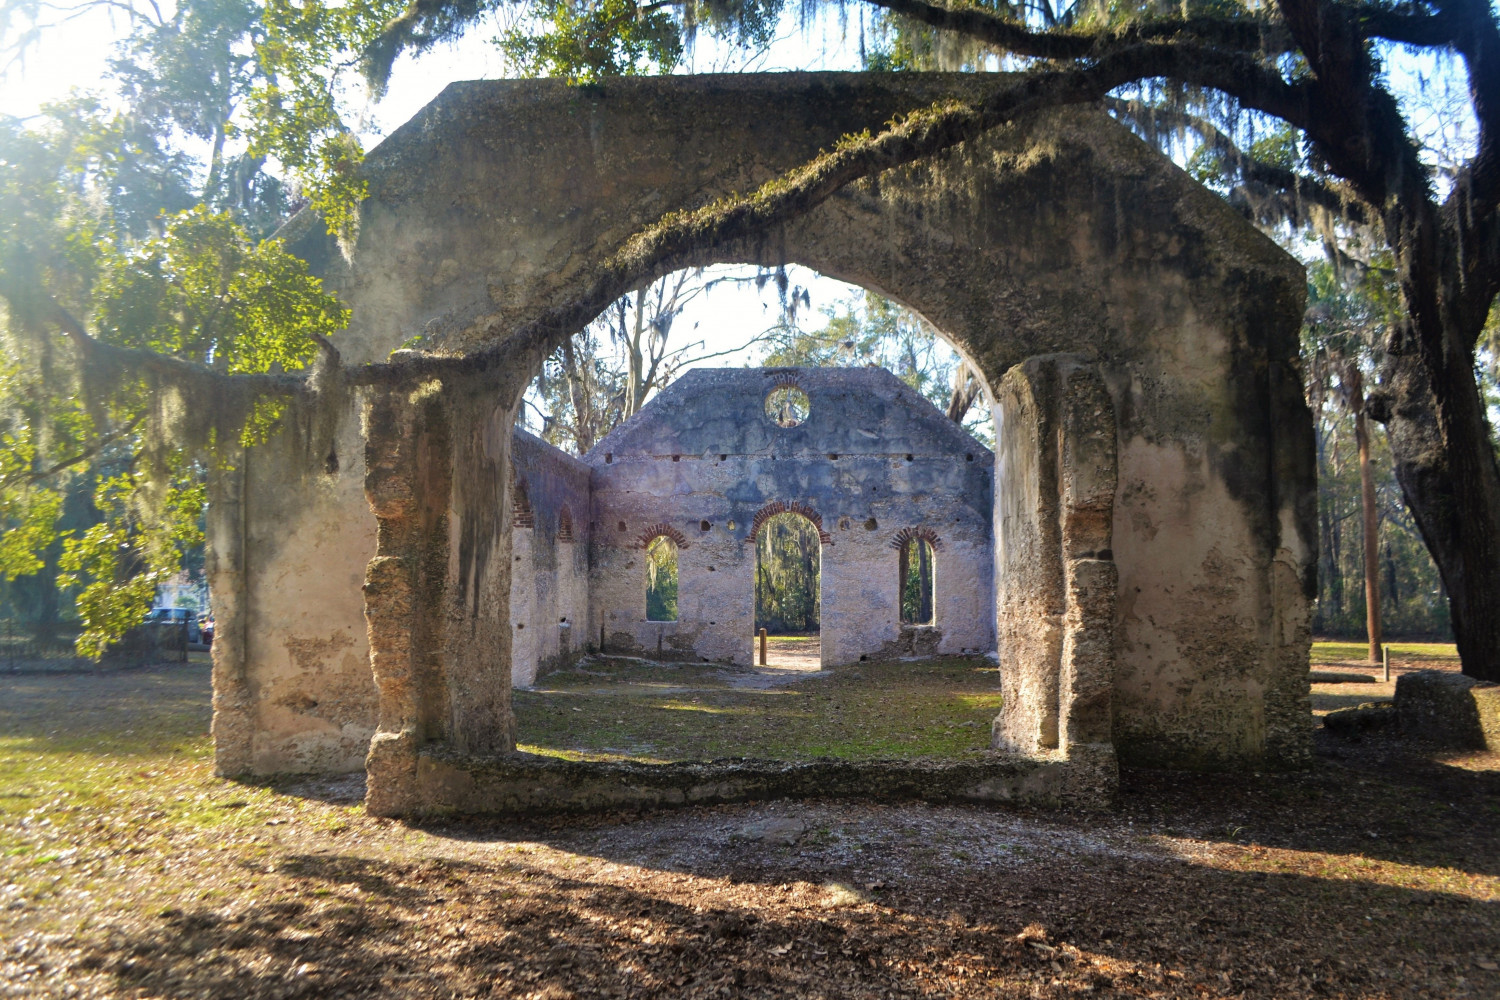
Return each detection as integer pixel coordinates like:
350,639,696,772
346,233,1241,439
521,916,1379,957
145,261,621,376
508,429,592,686
210,406,378,777
586,368,995,668
992,356,1118,768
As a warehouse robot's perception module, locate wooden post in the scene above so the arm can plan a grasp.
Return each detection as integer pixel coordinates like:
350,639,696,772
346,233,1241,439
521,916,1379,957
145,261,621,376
1382,644,1391,683
759,628,767,666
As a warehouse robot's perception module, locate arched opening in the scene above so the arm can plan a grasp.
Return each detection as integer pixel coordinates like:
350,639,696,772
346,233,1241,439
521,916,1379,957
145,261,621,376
899,536,936,627
502,262,1003,765
754,510,822,669
644,534,679,623
242,78,1312,811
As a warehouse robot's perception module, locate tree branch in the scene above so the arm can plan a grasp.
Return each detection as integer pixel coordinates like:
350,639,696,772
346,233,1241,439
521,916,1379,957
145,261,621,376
1104,97,1374,228
863,0,1294,60
21,413,146,485
32,288,311,398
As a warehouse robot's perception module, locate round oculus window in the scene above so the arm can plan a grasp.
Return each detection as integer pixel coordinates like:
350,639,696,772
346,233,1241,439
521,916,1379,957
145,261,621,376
765,385,810,427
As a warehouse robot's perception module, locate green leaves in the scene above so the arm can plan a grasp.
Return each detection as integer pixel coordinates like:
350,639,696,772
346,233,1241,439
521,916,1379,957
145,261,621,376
0,97,346,654
498,0,686,81
93,206,348,373
0,485,61,581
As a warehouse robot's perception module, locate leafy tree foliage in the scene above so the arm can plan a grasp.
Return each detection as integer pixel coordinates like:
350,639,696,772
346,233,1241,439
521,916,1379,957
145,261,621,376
0,11,345,652
644,534,679,621
755,511,820,633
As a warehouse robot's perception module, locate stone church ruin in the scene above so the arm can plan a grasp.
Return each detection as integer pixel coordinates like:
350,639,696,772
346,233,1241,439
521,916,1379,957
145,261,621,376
207,73,1316,817
581,366,996,671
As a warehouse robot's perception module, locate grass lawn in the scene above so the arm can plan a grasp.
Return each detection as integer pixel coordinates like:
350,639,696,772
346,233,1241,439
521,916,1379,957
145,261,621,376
515,656,1002,763
1311,640,1459,665
2,659,1498,999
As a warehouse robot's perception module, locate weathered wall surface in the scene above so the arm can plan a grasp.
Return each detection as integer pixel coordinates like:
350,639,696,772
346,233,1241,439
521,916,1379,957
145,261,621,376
224,72,1316,795
587,367,995,667
993,356,1117,776
212,404,377,777
508,429,592,686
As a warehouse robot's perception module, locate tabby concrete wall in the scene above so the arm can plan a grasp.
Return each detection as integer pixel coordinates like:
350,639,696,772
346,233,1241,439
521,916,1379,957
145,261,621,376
508,429,592,686
216,72,1315,788
210,414,377,776
586,367,995,667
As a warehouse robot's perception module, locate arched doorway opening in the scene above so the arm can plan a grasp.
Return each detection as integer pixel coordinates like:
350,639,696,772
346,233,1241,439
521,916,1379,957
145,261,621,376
753,509,823,670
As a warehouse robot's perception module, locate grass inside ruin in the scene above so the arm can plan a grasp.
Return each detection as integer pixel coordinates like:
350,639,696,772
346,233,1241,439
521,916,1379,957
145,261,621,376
1307,641,1460,716
514,656,1002,763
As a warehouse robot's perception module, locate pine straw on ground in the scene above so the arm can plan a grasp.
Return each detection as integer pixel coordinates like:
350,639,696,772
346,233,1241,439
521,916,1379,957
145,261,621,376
2,663,1499,999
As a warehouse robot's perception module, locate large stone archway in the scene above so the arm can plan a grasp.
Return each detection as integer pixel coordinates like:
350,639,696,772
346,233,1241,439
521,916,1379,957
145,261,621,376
207,73,1314,814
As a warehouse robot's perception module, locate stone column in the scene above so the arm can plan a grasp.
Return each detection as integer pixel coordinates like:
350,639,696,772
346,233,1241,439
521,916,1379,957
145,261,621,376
992,356,1118,784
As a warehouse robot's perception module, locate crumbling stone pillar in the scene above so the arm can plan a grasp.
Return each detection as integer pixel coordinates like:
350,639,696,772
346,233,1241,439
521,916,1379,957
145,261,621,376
362,389,433,816
361,379,519,816
208,443,253,776
439,386,516,756
993,356,1118,781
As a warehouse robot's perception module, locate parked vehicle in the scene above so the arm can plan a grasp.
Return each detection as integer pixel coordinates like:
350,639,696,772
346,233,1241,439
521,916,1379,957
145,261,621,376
145,608,200,644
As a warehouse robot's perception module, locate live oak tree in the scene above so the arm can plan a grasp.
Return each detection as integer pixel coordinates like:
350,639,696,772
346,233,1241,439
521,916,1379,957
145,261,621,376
0,6,342,652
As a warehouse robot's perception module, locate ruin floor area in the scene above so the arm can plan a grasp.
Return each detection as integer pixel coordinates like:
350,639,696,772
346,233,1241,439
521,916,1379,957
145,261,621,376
514,655,1003,763
3,655,1498,999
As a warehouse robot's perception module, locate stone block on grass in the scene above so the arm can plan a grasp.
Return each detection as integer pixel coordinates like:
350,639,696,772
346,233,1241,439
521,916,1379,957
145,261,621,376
1395,670,1500,750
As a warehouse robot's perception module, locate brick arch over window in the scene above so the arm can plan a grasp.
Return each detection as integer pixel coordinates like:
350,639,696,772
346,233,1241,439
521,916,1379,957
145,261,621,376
637,524,689,550
750,501,833,545
890,526,944,552
511,469,533,529
558,505,575,543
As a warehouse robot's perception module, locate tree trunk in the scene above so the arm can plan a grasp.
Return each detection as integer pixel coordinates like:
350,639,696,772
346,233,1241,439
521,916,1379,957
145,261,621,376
946,365,983,424
560,338,595,454
1381,343,1500,681
1347,364,1383,662
917,540,933,625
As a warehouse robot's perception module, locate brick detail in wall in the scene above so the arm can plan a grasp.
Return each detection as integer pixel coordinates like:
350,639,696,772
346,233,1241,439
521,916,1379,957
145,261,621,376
511,473,534,529
890,525,943,551
638,524,689,550
558,505,575,543
749,500,834,546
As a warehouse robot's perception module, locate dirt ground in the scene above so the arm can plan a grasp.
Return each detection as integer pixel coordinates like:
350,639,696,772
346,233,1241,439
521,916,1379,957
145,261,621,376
3,660,1499,1000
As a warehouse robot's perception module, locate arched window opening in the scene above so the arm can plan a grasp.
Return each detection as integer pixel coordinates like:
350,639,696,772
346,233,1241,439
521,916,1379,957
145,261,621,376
645,535,679,622
900,537,936,626
558,505,575,542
